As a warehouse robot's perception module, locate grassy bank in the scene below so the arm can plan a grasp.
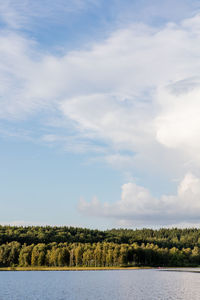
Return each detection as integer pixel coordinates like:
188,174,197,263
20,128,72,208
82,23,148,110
0,266,152,271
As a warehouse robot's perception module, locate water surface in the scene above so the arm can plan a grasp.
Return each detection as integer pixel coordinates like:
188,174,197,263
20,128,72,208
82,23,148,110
0,269,200,300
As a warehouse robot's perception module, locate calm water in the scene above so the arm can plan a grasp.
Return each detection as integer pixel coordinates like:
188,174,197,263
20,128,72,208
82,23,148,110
0,269,200,300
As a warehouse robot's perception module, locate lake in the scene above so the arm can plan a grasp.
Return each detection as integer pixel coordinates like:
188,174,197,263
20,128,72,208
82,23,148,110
0,269,200,299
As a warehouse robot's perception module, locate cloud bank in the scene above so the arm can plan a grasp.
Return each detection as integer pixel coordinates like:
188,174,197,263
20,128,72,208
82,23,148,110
79,173,200,227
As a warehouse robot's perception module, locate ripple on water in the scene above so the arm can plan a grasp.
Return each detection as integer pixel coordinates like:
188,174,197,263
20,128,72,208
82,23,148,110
0,269,200,300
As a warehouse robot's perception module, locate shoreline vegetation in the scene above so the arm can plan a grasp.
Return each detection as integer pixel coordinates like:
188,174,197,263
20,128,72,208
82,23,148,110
1,266,200,272
1,225,200,268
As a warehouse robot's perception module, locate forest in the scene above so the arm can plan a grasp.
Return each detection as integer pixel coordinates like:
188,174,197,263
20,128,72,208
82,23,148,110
0,225,200,267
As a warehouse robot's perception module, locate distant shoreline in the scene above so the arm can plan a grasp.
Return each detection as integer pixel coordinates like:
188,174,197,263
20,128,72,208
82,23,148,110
1,267,200,272
0,266,152,271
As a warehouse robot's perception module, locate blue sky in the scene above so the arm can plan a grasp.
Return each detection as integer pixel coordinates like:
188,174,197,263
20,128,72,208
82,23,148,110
1,0,200,228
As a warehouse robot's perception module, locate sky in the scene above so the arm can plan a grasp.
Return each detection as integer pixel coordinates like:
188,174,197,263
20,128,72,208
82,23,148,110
1,0,200,229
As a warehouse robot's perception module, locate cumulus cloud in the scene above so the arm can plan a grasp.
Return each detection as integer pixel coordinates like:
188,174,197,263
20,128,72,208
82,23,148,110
79,173,200,226
1,14,200,156
0,14,200,166
156,79,200,165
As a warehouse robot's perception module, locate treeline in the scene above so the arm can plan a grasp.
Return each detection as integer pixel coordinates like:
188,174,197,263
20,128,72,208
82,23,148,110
0,226,106,245
0,241,200,267
1,226,200,249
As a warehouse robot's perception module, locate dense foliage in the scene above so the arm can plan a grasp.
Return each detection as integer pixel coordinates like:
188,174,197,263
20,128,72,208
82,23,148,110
0,226,107,244
0,226,200,267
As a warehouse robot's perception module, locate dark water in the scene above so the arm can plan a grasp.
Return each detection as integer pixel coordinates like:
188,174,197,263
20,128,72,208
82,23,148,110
0,269,200,300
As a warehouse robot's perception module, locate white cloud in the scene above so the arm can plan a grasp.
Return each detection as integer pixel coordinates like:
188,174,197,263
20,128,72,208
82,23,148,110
42,133,106,153
0,0,98,29
156,79,200,165
79,173,200,226
58,16,200,175
1,14,200,170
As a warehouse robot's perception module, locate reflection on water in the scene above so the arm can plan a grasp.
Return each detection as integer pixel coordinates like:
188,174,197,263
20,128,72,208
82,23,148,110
161,268,200,273
0,269,200,300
